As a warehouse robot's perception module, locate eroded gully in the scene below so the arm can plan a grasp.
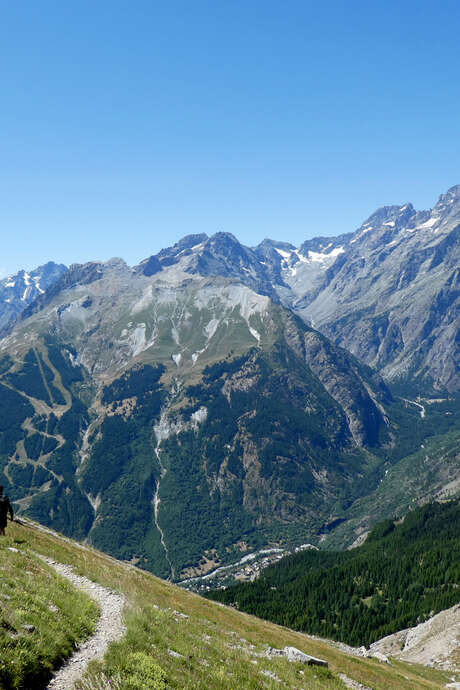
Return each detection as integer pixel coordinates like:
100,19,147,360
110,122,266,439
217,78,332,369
153,406,176,580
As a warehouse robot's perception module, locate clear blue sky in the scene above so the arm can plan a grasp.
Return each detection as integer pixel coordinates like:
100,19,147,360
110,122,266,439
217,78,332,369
1,0,460,276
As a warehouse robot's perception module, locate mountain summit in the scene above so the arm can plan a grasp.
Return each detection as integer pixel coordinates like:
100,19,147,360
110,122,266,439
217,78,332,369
0,261,67,330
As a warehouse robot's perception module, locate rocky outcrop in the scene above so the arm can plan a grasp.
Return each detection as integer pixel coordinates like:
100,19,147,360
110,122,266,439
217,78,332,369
302,329,390,446
369,603,460,671
265,645,328,666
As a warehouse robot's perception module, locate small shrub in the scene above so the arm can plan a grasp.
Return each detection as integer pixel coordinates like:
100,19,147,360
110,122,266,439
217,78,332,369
121,652,167,690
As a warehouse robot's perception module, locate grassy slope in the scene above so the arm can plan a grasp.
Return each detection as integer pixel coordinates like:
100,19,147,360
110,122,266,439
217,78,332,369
2,519,453,690
0,532,98,690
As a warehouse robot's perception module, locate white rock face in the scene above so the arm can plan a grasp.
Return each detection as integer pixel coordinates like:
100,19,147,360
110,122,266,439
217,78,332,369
369,603,460,671
282,646,328,666
154,406,208,443
1,253,275,383
265,645,328,667
191,407,208,427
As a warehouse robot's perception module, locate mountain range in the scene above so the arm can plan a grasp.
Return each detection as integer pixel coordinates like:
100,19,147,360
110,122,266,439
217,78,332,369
133,184,460,392
0,184,459,582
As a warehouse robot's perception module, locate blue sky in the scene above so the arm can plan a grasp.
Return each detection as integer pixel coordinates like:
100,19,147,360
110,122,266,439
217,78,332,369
1,0,460,276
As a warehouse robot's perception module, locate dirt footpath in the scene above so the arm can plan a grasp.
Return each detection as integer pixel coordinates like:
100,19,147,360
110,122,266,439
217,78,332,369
43,557,126,689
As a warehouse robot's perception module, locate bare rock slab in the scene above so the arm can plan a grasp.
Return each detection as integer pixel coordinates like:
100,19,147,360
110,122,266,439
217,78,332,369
265,645,328,667
283,646,328,667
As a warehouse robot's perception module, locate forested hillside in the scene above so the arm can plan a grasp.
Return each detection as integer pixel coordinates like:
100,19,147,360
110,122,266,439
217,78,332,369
207,500,460,647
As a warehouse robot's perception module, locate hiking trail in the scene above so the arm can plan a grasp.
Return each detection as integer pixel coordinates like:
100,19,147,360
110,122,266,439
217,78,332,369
42,556,126,690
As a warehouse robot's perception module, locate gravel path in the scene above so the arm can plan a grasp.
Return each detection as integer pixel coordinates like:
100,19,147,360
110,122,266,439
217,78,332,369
41,557,126,690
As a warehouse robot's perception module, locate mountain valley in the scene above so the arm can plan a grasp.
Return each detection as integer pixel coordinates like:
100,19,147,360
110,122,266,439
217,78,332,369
0,184,459,587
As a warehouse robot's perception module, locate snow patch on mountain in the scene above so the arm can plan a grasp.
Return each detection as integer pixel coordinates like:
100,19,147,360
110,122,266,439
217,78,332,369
294,249,308,263
275,248,291,259
307,246,344,263
0,262,67,331
417,217,438,230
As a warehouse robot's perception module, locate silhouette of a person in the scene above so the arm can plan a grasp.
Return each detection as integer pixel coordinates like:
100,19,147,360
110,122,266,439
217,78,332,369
0,485,14,536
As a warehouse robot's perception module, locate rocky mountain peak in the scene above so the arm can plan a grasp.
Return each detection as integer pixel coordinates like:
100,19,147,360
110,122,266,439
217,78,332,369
135,233,209,277
357,202,415,235
178,232,209,248
202,232,255,265
105,257,129,270
135,231,280,299
296,185,460,391
299,233,352,255
432,184,460,219
193,232,280,298
206,231,240,247
0,261,67,331
436,183,460,203
35,261,67,278
256,239,296,252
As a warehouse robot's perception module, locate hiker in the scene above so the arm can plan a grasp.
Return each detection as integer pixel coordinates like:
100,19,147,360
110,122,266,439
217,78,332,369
0,485,14,536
